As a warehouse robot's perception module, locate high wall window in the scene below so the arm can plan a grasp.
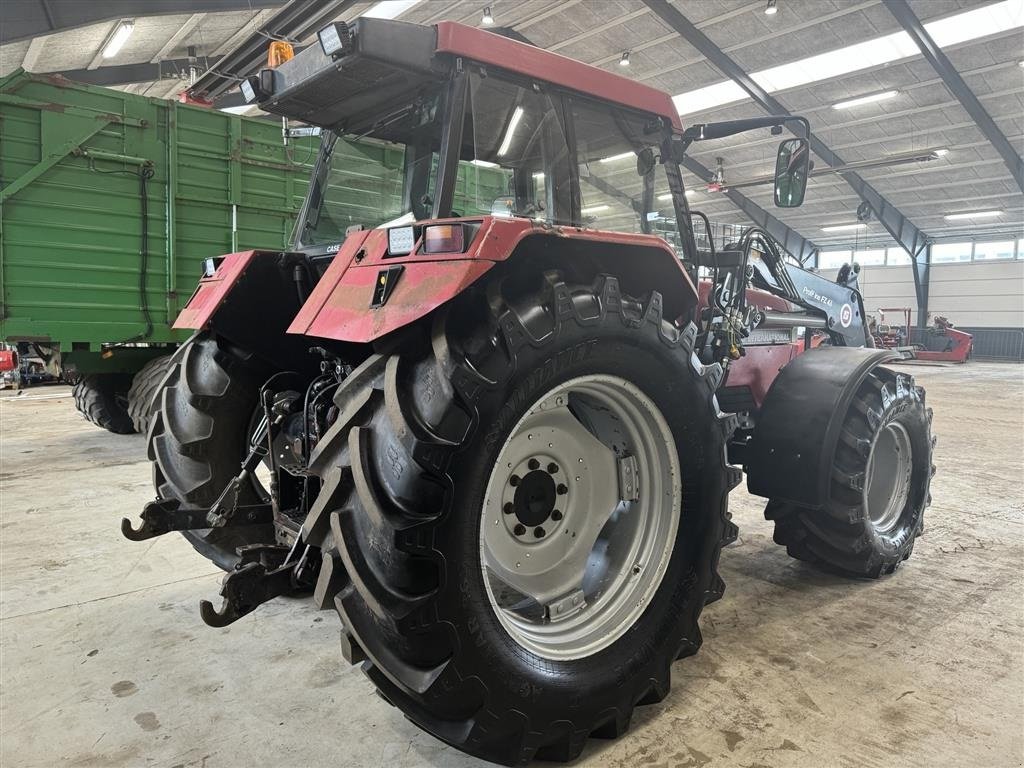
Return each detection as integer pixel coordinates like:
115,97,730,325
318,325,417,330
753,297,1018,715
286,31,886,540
931,242,973,263
854,248,886,266
886,248,911,265
973,240,1016,261
818,250,852,269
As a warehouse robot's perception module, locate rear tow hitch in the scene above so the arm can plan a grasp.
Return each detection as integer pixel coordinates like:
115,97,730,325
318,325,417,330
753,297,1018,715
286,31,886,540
199,542,317,627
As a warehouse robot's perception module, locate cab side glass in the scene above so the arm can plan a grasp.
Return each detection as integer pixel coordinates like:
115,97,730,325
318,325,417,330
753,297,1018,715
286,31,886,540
774,137,809,208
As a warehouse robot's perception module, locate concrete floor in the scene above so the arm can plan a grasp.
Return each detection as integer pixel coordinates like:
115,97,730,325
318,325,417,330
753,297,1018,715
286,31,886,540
1,362,1022,768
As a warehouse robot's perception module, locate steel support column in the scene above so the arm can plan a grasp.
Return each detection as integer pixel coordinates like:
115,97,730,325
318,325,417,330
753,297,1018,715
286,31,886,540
884,0,1024,192
641,0,930,262
910,243,931,327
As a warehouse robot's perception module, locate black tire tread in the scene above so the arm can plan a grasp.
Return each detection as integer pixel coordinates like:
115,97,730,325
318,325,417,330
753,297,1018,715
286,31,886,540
767,367,933,578
127,355,173,434
72,374,135,434
304,272,739,765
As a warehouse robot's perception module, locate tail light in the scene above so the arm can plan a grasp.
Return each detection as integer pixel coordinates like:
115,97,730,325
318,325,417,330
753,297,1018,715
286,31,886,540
423,224,466,254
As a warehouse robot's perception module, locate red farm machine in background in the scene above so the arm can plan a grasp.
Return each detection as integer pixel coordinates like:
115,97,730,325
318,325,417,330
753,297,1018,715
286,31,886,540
871,307,972,363
121,19,937,766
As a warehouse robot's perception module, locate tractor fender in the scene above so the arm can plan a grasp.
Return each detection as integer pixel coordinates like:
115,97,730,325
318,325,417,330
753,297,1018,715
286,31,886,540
288,218,699,343
745,346,899,509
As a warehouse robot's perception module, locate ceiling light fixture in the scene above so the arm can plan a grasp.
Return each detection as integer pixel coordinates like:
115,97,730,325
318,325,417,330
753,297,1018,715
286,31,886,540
933,148,950,156
581,205,610,214
497,106,524,156
944,210,1002,220
673,0,1023,116
832,89,899,110
765,0,778,15
821,223,868,232
482,6,494,25
657,191,695,200
470,159,499,168
363,0,423,20
102,20,135,59
599,151,635,163
619,51,631,67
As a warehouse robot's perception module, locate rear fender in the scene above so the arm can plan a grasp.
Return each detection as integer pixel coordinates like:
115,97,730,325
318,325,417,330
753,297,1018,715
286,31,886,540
745,346,899,508
173,247,330,370
288,217,699,344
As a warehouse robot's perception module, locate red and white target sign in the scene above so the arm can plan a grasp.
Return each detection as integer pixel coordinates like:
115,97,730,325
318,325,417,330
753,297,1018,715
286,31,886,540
839,303,853,328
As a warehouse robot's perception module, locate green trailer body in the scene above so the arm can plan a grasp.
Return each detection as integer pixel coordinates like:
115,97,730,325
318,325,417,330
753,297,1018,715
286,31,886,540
0,70,318,374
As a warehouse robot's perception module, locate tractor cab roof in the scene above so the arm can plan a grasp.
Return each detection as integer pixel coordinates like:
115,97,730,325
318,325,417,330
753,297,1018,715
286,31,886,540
250,18,682,133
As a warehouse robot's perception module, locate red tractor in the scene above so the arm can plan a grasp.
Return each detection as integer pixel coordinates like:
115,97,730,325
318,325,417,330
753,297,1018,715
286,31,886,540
124,20,935,765
872,307,972,363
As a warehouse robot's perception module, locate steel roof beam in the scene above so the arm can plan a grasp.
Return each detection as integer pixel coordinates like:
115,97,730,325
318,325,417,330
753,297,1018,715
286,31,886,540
55,57,223,87
0,0,283,44
641,0,930,264
883,0,1024,193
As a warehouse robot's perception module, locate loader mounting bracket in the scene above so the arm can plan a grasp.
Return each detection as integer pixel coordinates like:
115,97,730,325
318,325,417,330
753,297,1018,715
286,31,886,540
199,545,315,627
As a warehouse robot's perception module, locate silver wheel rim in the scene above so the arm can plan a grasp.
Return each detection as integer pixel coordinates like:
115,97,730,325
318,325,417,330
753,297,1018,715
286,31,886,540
863,421,913,533
480,374,681,661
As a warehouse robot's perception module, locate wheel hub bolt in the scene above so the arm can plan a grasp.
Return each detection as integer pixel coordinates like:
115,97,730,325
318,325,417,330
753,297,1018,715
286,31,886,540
551,510,562,521
513,523,526,536
510,475,521,487
534,526,546,539
503,502,515,515
556,483,568,496
528,458,540,470
547,463,559,474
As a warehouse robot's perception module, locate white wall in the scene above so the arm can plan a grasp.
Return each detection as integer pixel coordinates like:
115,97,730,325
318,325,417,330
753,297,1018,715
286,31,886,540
821,260,1024,327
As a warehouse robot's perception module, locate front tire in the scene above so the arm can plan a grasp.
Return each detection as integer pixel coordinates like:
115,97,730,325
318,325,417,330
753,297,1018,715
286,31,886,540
304,272,738,765
148,334,275,570
767,367,934,577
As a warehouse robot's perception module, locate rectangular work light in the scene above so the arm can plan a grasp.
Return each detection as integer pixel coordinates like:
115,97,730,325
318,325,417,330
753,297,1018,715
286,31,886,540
388,226,416,256
317,22,352,57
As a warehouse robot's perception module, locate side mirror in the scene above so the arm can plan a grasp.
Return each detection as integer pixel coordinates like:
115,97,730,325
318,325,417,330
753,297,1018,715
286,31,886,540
774,137,809,208
636,147,656,177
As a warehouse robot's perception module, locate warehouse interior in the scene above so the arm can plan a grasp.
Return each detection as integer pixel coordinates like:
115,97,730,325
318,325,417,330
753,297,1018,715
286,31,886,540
1,1,1022,767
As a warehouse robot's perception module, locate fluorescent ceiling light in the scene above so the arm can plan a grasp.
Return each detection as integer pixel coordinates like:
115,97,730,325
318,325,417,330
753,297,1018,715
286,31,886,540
674,0,1024,116
832,89,899,110
581,205,610,214
498,106,524,156
102,20,134,59
944,210,1002,220
822,223,868,232
934,148,950,156
765,0,778,15
657,191,695,200
363,0,423,20
599,151,635,163
470,159,498,168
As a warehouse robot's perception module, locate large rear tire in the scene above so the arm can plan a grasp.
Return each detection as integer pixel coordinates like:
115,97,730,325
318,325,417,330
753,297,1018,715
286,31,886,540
303,272,739,765
127,355,173,434
766,367,934,578
72,374,134,434
148,334,275,571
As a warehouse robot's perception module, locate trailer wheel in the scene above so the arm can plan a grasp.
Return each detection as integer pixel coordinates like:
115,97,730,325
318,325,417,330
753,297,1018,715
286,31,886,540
72,374,135,434
148,333,274,570
303,272,738,765
127,355,173,434
766,367,934,578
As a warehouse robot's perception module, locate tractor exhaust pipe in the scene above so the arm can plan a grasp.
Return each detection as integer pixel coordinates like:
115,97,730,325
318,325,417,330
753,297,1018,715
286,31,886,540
759,311,828,330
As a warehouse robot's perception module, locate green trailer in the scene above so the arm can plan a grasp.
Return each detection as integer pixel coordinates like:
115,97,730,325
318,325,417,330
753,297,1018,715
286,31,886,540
0,70,318,432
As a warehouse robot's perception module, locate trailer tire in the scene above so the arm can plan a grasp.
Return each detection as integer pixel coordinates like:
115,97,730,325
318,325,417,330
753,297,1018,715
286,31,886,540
72,374,135,434
766,367,934,578
303,272,739,765
148,333,275,571
127,355,173,434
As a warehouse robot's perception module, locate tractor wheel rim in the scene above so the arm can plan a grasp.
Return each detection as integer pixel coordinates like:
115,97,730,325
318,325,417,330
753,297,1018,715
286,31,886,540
863,421,913,533
480,374,681,661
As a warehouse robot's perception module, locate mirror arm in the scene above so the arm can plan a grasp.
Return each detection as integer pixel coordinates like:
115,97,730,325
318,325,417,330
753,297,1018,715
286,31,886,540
682,115,810,142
